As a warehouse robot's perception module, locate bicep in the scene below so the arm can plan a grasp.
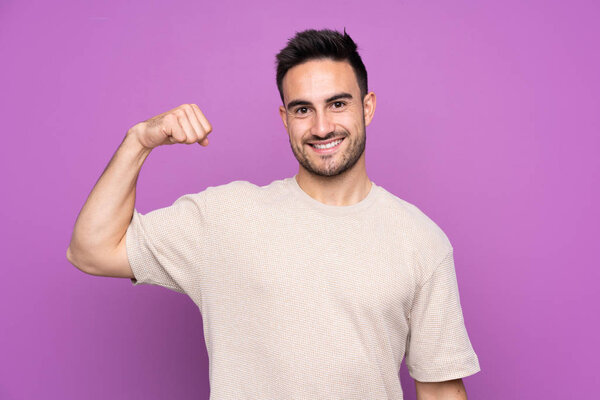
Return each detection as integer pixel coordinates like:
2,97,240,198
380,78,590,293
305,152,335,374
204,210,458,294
405,247,480,382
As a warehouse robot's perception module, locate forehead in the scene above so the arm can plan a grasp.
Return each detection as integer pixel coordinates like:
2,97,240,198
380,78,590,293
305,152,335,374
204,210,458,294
282,59,360,103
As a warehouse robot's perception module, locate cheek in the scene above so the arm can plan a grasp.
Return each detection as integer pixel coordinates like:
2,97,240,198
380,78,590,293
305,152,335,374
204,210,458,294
336,114,362,132
288,119,310,137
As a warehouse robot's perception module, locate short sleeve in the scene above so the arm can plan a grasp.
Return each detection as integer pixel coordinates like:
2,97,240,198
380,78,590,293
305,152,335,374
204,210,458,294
405,247,480,382
125,192,207,296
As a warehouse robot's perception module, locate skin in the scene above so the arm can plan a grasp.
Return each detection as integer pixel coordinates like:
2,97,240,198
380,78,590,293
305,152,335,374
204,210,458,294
415,378,468,399
278,58,468,399
278,58,375,206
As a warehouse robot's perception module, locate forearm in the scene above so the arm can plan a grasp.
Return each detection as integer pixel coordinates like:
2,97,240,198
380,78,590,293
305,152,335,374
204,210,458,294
68,128,150,268
415,378,467,400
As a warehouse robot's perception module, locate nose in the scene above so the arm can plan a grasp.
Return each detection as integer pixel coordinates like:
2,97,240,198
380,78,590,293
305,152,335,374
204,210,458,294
310,109,335,138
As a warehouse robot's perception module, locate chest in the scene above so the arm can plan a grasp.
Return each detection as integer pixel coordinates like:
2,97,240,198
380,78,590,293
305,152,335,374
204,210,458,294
205,208,417,322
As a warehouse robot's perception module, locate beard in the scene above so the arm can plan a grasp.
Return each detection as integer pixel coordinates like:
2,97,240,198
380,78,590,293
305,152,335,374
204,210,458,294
289,123,366,177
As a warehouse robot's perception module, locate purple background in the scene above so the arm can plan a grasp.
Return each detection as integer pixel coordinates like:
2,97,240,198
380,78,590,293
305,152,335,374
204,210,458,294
1,0,598,398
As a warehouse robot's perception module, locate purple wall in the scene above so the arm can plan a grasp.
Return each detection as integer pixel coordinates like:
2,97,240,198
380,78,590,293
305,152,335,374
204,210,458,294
1,0,598,398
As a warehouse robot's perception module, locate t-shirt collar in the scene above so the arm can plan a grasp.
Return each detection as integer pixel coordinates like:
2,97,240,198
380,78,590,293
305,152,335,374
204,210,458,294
286,174,379,216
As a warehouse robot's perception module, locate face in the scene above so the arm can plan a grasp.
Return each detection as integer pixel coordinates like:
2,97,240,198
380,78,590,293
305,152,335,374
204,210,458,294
279,59,376,177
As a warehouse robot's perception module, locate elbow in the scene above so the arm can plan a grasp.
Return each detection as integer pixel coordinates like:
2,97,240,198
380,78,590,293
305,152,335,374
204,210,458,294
66,245,95,275
66,246,74,264
66,245,83,271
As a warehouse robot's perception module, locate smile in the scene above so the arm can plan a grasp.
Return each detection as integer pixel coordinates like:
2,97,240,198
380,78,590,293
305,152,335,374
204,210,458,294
309,137,344,153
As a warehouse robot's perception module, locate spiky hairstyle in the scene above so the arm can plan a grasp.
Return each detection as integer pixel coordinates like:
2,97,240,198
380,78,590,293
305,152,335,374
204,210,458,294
275,28,368,104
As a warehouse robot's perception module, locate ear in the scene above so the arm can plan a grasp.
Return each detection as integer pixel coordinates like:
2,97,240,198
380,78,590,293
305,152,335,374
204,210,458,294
363,92,377,127
279,105,288,130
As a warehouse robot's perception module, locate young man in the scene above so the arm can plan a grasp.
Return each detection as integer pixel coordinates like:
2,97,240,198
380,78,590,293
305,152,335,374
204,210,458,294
67,29,480,399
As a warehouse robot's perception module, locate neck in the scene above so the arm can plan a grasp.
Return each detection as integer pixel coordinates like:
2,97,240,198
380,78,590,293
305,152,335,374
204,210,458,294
295,158,372,206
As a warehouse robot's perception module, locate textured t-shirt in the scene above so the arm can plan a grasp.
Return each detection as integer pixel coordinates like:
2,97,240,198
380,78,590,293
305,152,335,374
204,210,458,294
126,176,480,399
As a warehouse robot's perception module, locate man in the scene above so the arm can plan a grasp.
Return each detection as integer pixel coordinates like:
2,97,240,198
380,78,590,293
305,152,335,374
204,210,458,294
67,29,480,399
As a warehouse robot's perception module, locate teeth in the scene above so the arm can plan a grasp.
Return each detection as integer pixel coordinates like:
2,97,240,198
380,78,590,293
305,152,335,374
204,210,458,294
313,138,343,149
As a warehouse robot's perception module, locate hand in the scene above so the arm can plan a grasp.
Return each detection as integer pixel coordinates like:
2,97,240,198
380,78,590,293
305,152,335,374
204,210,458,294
128,103,213,150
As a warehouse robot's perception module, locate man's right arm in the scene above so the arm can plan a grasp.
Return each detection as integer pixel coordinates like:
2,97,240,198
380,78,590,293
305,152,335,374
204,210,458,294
66,103,212,278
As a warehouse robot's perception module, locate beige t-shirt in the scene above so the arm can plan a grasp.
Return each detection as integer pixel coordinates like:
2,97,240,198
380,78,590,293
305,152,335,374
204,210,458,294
126,176,480,399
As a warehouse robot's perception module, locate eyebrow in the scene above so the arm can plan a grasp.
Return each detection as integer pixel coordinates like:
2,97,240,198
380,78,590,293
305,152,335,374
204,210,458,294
286,92,353,110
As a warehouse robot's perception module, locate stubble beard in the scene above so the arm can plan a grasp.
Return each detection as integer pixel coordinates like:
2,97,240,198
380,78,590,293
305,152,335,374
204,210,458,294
289,123,366,178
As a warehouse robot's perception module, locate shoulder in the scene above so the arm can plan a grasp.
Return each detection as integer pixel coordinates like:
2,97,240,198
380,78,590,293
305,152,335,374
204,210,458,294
375,185,453,280
202,178,287,199
375,186,452,249
202,179,258,196
200,177,290,210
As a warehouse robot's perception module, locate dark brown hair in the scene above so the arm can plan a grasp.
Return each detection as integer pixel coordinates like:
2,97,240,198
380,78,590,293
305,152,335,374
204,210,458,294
275,28,368,104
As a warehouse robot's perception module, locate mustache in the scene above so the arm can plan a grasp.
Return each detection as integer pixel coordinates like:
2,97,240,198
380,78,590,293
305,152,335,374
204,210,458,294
304,130,348,142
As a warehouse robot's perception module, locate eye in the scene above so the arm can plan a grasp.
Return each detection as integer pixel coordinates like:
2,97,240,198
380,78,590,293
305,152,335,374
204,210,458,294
332,101,346,109
295,107,310,115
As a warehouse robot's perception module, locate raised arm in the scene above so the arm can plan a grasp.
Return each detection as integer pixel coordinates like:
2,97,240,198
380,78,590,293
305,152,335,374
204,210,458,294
66,104,212,278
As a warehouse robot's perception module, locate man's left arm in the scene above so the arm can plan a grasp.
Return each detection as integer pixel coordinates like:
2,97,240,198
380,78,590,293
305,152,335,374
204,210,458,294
405,247,480,394
414,378,467,400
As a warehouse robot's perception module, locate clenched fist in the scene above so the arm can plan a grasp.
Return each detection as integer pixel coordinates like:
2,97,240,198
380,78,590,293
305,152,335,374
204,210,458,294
128,104,213,150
